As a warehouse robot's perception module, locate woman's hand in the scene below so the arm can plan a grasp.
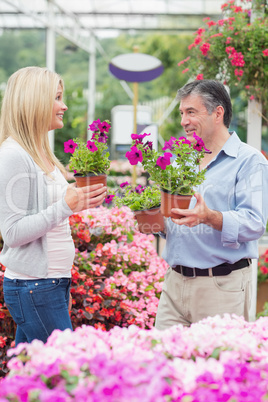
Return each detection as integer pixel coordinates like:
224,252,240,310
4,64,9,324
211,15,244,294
65,183,107,212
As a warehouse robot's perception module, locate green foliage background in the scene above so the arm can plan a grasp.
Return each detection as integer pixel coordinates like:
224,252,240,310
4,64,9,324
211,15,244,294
0,27,266,166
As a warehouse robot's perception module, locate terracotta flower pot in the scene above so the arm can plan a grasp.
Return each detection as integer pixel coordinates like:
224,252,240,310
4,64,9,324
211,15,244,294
74,174,107,188
134,206,165,234
160,189,192,218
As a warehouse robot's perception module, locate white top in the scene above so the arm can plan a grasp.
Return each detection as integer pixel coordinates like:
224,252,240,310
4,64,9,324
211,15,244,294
5,166,75,279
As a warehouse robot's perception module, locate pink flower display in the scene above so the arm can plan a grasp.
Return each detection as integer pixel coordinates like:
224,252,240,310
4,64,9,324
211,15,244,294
2,315,268,400
178,0,268,107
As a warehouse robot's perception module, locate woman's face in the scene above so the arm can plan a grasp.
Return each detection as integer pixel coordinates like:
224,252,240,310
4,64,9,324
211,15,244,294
49,85,68,131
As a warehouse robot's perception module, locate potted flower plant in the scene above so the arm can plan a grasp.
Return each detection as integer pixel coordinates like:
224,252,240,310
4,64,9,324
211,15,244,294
125,132,210,218
64,119,111,187
113,182,165,234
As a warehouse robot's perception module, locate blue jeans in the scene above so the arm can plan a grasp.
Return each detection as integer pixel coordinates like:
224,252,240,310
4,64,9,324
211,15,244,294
3,277,73,345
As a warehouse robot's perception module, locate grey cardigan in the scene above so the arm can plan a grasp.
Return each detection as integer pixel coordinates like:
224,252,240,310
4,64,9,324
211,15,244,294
0,138,73,277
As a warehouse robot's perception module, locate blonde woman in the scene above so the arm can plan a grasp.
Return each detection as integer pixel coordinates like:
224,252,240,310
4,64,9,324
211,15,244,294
0,66,106,345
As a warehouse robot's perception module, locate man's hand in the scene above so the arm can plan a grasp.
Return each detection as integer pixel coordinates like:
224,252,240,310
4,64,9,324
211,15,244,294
171,193,223,231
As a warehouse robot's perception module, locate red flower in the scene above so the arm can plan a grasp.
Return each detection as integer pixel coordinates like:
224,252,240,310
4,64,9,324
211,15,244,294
263,49,268,57
196,74,204,80
200,42,210,56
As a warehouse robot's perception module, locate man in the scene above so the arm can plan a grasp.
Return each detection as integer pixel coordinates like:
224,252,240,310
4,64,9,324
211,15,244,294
155,79,268,329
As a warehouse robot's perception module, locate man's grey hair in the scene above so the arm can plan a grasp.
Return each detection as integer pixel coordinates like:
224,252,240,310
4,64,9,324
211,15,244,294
176,80,232,128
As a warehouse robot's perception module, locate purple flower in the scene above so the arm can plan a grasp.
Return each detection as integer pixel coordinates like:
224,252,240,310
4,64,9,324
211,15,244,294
156,152,173,170
135,184,144,194
162,137,176,151
86,140,98,152
125,146,143,165
120,181,130,188
98,132,108,143
144,141,153,151
64,139,78,154
177,136,192,146
105,195,115,204
131,133,151,141
98,121,111,133
193,133,211,152
88,119,101,132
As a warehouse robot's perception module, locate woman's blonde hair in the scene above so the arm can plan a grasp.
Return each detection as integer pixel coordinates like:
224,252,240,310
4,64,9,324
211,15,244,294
0,66,66,175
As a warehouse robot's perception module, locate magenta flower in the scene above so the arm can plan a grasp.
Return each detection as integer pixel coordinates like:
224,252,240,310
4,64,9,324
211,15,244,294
177,136,192,146
120,181,130,188
88,119,101,132
64,139,78,154
125,146,143,165
86,140,98,152
193,133,210,152
263,49,268,57
98,121,111,133
131,133,150,141
162,137,176,151
135,184,144,194
105,195,115,204
98,132,108,143
156,152,173,170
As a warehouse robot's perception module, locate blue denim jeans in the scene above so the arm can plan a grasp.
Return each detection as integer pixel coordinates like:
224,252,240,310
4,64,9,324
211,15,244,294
3,277,73,345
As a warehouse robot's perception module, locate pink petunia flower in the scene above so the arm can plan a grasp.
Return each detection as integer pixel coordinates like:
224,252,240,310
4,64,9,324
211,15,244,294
193,133,211,153
105,195,115,204
263,49,268,57
131,133,151,140
120,181,130,188
64,139,78,154
98,121,111,133
97,132,108,143
86,140,98,152
88,119,101,131
162,137,176,151
125,146,143,165
156,152,173,170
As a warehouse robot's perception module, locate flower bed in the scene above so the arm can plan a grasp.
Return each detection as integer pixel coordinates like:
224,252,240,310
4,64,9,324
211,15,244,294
1,314,268,401
0,206,168,375
70,206,168,330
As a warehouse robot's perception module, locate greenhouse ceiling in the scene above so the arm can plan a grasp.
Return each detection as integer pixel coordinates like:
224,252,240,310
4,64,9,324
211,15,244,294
0,0,226,38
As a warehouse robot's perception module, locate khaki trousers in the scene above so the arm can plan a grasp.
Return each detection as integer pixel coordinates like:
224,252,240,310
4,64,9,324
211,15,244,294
155,265,252,330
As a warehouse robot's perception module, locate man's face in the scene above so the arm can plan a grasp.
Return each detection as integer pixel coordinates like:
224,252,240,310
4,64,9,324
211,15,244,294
179,94,216,145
